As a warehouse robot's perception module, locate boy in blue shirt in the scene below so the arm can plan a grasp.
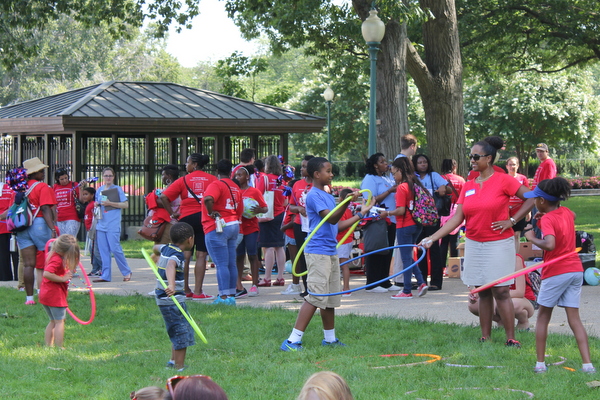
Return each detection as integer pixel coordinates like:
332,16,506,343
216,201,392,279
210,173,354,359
281,157,373,351
153,222,195,370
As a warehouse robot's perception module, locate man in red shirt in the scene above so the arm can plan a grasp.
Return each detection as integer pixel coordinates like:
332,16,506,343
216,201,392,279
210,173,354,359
532,143,557,189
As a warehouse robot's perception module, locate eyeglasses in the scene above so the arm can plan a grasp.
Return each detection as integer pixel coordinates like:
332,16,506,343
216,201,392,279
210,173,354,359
469,153,491,161
167,375,212,399
103,174,114,177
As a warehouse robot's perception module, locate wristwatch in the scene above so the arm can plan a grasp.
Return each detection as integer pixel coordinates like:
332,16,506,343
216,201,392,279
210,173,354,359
356,212,364,219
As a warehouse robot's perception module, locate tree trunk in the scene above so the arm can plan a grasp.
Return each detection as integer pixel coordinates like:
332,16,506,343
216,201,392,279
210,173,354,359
406,0,467,176
354,0,409,160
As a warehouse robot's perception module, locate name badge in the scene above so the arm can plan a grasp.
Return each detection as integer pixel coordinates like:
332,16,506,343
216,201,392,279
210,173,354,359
465,189,476,197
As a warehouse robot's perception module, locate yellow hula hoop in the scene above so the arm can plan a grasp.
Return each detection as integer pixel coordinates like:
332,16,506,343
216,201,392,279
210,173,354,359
292,189,372,277
141,248,208,344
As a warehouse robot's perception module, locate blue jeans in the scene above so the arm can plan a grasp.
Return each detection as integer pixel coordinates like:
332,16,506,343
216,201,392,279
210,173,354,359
396,225,425,294
205,224,239,296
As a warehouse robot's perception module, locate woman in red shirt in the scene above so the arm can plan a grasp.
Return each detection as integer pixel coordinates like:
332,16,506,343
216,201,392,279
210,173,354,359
256,155,288,287
160,154,217,301
53,168,81,238
421,136,534,347
15,157,57,305
0,182,17,281
202,159,243,304
506,156,530,252
439,159,466,270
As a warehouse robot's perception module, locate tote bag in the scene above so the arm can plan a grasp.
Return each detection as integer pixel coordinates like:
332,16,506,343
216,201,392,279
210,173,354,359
362,218,389,255
257,175,275,222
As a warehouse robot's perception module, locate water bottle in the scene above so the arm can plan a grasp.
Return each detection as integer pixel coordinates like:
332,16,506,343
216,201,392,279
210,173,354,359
215,216,223,233
9,234,16,252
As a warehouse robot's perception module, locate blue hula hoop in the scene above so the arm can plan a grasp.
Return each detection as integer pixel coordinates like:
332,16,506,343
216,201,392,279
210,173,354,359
307,244,426,297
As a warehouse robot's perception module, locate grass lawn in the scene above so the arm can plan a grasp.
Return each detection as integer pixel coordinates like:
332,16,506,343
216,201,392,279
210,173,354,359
1,287,599,399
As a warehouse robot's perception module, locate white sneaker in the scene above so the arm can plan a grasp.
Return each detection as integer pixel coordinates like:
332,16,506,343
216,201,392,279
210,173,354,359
248,285,259,297
365,286,387,293
281,284,302,295
388,285,402,291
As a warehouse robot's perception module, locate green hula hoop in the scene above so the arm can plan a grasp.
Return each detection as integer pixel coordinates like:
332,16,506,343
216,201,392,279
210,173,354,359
142,248,208,344
292,188,372,277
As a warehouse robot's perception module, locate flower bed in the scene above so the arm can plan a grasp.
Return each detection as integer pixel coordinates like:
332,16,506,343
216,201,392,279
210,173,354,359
568,176,600,189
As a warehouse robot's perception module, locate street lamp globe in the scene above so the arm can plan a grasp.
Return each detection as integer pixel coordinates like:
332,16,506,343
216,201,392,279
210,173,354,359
323,86,335,102
361,9,385,43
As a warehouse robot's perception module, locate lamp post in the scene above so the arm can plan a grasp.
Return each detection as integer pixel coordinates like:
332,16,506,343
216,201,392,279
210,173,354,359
323,85,335,161
361,5,385,156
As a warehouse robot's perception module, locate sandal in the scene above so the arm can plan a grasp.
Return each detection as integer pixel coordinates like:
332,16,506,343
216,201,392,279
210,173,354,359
123,273,132,282
273,278,285,286
257,278,272,287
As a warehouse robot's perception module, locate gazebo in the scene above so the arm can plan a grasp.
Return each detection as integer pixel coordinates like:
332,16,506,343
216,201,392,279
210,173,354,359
0,81,325,231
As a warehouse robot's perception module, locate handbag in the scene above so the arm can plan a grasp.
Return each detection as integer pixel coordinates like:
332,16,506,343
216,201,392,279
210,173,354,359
138,214,167,242
362,218,389,255
257,175,275,223
430,175,451,217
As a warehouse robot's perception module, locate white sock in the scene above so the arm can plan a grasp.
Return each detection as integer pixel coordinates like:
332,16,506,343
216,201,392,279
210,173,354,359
324,329,336,343
26,295,34,302
288,328,304,343
582,363,594,370
536,362,546,368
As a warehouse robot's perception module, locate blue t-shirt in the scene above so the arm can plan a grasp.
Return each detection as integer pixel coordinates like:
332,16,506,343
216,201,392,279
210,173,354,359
155,244,186,306
95,184,127,232
416,172,447,196
360,173,396,223
305,187,338,256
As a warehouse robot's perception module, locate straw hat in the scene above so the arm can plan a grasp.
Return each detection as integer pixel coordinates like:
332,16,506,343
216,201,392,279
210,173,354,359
23,157,48,175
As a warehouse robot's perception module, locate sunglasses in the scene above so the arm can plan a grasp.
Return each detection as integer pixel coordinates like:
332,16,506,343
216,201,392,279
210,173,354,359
469,153,491,161
167,375,212,399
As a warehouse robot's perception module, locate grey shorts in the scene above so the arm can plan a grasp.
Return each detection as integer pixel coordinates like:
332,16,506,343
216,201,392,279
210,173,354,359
337,242,352,259
537,272,583,308
43,304,67,320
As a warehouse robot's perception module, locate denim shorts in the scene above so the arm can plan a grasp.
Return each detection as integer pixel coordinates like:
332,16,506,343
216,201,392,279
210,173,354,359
159,303,195,350
285,235,296,247
236,231,259,257
43,304,66,320
16,217,52,251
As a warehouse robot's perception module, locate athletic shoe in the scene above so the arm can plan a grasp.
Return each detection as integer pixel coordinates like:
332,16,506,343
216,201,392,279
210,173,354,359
417,283,429,297
581,367,597,374
273,278,285,286
185,292,193,298
534,365,547,373
281,340,303,352
322,338,347,347
176,365,187,372
248,285,259,297
388,285,402,291
192,293,215,301
224,297,236,306
506,339,521,348
18,287,25,292
235,288,248,298
148,290,156,296
166,360,175,368
257,278,271,287
281,284,302,295
212,297,226,305
24,300,36,305
391,292,413,299
365,286,387,293
342,291,352,297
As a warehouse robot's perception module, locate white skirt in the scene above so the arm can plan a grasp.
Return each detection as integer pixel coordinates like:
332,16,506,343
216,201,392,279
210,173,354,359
461,237,515,287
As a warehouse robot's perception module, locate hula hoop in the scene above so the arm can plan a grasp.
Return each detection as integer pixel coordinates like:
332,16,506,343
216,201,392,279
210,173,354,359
292,189,372,277
141,248,208,344
471,248,581,294
45,239,96,325
307,244,426,296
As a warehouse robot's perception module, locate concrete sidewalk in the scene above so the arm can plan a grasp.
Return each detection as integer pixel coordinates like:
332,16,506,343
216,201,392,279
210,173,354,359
2,255,599,338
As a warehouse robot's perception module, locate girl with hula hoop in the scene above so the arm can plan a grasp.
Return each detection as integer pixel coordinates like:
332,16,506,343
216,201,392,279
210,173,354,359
39,234,80,347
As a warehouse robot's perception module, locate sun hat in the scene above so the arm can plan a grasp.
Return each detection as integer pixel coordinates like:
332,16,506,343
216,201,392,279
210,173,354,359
23,157,48,175
535,143,549,152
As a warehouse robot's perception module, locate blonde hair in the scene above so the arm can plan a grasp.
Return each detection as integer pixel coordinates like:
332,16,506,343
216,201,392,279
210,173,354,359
131,386,168,400
297,371,353,400
47,234,80,272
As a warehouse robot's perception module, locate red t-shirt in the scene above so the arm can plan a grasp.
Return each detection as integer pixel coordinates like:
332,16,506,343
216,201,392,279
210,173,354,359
459,173,522,242
84,201,95,231
145,189,170,223
336,208,354,244
256,173,286,217
39,253,69,308
508,173,529,216
0,184,15,235
532,158,557,189
537,207,582,279
442,173,465,203
201,179,243,234
239,186,267,235
27,179,57,217
289,179,311,225
467,165,506,181
162,171,217,219
53,182,80,222
282,209,295,239
394,182,416,228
